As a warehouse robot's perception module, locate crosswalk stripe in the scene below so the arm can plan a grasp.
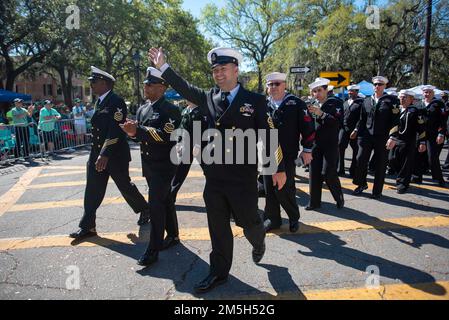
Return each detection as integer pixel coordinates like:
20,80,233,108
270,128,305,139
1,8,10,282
175,281,449,300
7,192,204,213
1,215,448,251
28,171,204,190
0,167,42,218
37,168,448,193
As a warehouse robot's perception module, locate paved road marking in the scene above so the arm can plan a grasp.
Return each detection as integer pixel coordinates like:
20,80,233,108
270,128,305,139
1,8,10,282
28,171,204,190
0,167,42,218
7,192,204,213
1,215,448,251
338,177,449,193
175,281,449,300
37,168,448,193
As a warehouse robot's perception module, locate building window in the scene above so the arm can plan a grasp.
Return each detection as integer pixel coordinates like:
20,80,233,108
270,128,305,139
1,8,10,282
16,85,19,92
57,86,62,95
43,84,53,96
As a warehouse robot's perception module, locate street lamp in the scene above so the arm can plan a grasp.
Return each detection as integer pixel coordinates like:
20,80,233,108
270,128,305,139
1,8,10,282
132,51,142,108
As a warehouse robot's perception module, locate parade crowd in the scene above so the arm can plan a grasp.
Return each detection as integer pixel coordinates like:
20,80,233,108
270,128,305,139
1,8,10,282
0,98,95,159
5,45,446,295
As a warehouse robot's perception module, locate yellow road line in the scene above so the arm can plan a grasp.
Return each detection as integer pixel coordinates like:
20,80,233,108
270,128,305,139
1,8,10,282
0,167,42,218
1,215,448,251
338,178,448,193
28,171,204,190
177,281,449,300
7,192,204,213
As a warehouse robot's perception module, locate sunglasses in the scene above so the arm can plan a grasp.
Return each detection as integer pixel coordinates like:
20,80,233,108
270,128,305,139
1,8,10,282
267,82,282,87
373,83,385,87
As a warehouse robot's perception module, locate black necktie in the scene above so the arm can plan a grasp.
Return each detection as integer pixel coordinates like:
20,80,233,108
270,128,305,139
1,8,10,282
221,92,230,110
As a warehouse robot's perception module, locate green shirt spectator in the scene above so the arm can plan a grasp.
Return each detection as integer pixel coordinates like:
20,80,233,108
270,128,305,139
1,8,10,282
39,101,61,132
11,106,30,126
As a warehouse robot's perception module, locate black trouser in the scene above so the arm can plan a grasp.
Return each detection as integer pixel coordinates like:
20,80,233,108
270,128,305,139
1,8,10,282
79,159,148,230
165,162,192,238
353,134,389,196
389,140,416,188
309,142,344,207
413,138,444,182
14,126,30,158
203,178,265,278
263,157,299,227
338,129,358,176
144,163,177,251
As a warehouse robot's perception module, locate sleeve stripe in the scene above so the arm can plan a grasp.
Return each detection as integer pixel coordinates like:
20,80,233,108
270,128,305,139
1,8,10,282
389,126,399,135
101,138,119,152
146,127,163,142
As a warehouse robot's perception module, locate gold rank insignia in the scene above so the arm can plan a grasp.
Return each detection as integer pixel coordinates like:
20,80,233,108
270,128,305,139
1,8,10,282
418,116,425,124
114,108,124,122
267,115,275,129
392,106,400,114
164,118,176,134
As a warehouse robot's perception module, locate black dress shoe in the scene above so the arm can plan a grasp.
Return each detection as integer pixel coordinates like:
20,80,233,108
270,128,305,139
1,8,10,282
438,180,447,188
370,193,382,199
263,219,281,232
194,274,228,294
162,236,180,250
69,228,97,240
336,200,345,209
289,220,299,233
397,186,407,194
137,209,151,226
305,205,320,211
352,185,368,195
252,241,266,264
137,249,159,266
411,176,422,184
337,171,346,177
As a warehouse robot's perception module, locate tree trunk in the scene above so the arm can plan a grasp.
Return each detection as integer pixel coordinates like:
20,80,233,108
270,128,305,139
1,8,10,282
257,65,263,94
57,66,73,108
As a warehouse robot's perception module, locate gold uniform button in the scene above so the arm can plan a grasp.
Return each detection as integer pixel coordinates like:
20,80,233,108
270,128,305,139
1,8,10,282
98,145,101,148
232,126,236,130
146,152,149,156
226,149,231,153
216,122,220,126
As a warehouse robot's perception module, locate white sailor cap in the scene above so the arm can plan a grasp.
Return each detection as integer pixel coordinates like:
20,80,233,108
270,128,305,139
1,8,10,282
386,88,398,96
442,90,449,96
414,93,423,100
13,98,23,103
328,85,334,91
421,85,436,91
347,84,360,91
266,72,287,83
372,76,389,84
88,66,116,82
207,47,243,68
308,77,330,90
44,100,52,105
399,89,415,98
358,93,366,98
143,67,168,86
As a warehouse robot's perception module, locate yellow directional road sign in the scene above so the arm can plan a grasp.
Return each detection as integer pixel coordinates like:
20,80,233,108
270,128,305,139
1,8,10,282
320,71,351,88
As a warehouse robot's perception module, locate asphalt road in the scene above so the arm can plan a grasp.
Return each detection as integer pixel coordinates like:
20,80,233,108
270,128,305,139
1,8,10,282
0,145,448,300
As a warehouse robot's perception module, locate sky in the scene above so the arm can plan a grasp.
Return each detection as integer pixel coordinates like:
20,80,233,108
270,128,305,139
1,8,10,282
181,0,225,18
181,0,389,18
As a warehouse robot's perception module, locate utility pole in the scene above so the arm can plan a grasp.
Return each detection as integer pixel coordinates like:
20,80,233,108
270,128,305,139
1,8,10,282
422,0,432,84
